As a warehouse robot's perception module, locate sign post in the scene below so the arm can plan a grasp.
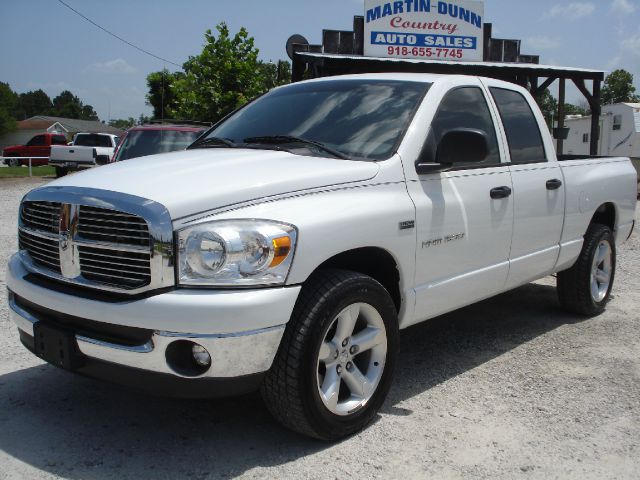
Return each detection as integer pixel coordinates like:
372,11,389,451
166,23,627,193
364,0,484,61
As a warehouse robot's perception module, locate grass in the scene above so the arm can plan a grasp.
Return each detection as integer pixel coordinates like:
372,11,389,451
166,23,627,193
0,166,56,178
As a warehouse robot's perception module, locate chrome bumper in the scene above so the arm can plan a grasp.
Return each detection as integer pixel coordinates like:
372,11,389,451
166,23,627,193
9,295,285,379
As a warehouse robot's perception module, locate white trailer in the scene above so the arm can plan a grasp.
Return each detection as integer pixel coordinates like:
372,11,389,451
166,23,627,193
564,103,640,189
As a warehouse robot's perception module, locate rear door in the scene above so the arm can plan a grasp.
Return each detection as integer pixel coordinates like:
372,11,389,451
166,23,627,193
405,79,514,325
485,82,565,288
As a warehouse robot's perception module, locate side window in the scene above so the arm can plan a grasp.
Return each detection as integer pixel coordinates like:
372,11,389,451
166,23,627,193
490,88,547,164
27,135,46,146
426,87,501,166
52,135,67,145
613,115,622,131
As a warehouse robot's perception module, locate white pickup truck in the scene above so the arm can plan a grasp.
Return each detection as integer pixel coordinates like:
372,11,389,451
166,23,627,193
49,132,120,177
7,74,637,440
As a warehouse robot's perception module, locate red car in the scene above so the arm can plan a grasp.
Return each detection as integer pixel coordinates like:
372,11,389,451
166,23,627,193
3,133,68,167
112,123,207,162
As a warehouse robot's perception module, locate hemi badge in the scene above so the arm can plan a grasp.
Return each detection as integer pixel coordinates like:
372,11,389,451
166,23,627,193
399,220,415,230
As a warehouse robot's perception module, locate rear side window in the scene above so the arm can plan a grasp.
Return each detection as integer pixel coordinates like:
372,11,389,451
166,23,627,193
52,135,67,145
27,135,46,146
425,86,501,166
490,88,547,164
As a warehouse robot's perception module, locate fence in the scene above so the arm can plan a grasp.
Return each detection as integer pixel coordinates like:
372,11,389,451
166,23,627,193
0,157,51,177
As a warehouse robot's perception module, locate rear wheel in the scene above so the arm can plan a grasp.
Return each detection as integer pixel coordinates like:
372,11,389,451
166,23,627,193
7,157,20,167
55,166,68,178
557,223,616,316
261,269,398,440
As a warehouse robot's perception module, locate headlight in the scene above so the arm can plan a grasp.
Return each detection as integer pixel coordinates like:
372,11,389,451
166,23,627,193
177,220,297,286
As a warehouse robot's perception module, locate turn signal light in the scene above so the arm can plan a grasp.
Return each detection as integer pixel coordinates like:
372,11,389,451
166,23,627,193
270,236,292,267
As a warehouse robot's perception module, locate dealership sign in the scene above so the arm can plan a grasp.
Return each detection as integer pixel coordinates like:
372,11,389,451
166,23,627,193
364,0,484,61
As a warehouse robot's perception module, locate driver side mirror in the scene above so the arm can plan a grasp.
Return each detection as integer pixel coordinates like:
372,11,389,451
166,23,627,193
416,128,489,174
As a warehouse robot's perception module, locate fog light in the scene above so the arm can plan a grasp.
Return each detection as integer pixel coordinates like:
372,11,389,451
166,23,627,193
192,344,211,367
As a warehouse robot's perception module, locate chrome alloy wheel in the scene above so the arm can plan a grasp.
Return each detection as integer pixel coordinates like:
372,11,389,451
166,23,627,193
591,240,613,303
316,302,387,416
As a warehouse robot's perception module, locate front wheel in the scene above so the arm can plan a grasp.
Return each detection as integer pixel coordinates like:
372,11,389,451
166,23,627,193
557,223,616,316
261,269,398,440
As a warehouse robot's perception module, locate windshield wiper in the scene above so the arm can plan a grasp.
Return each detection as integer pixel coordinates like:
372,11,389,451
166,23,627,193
243,135,350,160
189,136,236,149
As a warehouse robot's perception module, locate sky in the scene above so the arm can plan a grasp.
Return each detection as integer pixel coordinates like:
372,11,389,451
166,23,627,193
1,0,639,122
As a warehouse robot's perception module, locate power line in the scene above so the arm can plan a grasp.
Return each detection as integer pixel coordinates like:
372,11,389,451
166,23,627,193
56,0,182,68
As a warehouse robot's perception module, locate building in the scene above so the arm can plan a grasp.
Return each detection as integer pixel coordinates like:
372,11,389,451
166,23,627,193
564,103,640,177
0,116,124,150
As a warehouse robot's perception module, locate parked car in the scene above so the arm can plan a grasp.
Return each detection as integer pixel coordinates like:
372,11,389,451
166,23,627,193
112,123,206,162
7,73,637,440
2,133,68,167
49,133,120,177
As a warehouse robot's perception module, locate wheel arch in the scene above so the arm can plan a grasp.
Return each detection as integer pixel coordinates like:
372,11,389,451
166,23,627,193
589,202,617,232
309,247,402,314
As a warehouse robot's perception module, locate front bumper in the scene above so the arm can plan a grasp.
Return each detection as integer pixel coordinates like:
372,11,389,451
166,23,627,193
7,253,301,396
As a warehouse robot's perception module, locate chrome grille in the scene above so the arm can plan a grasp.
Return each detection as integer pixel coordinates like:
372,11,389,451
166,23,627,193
21,201,61,234
18,199,157,292
18,230,61,273
78,206,150,247
79,246,151,289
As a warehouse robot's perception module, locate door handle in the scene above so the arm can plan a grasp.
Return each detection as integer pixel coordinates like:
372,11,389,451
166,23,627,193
490,186,512,199
546,179,563,190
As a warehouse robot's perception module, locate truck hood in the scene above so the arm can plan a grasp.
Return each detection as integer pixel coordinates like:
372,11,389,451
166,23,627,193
47,148,380,219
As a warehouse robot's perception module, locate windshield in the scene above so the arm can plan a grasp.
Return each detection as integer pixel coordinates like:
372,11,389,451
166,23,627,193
205,80,430,160
114,129,203,161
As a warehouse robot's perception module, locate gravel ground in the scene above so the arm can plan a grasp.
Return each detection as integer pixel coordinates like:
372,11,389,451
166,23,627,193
1,177,639,480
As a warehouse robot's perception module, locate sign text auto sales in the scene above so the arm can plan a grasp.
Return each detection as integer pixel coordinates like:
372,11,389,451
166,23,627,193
364,0,484,61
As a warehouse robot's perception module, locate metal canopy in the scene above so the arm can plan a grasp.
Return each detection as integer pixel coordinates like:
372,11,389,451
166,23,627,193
294,52,604,80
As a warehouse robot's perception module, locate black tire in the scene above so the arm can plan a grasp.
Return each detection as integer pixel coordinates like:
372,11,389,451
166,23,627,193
557,223,616,316
261,269,399,440
55,166,68,178
7,157,20,167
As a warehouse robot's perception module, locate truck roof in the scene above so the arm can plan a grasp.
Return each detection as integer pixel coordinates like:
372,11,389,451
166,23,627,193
292,71,521,91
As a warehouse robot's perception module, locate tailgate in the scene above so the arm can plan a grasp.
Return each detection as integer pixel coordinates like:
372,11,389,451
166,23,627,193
49,146,95,164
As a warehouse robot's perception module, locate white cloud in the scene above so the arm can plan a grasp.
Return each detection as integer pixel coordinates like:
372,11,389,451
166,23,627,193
85,58,137,74
545,2,596,19
526,36,561,50
621,31,640,57
611,0,636,14
606,53,624,71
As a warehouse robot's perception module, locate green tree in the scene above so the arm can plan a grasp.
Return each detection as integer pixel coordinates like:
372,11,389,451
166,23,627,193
109,117,137,129
564,103,588,116
145,69,185,119
535,89,558,128
601,69,640,104
172,23,272,122
0,82,19,135
17,89,53,119
258,60,292,91
51,90,99,120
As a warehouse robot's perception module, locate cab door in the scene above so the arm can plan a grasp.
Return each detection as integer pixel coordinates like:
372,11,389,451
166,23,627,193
485,83,565,288
25,134,48,164
404,81,514,326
